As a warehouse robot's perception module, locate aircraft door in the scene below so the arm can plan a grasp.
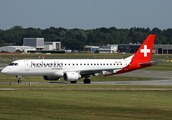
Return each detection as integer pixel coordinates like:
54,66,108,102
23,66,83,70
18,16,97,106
123,60,128,66
123,60,129,70
25,60,30,71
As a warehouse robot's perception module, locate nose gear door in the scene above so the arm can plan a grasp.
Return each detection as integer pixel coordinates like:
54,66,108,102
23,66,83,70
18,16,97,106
25,60,30,71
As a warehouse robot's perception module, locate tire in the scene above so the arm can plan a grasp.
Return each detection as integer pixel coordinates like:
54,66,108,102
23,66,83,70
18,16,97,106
70,81,77,84
18,80,21,83
84,79,91,84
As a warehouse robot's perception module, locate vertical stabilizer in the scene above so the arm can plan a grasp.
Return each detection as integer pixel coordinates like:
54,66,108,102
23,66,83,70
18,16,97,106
105,34,156,76
132,34,155,62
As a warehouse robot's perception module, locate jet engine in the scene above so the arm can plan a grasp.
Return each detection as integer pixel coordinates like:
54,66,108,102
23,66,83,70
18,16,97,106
43,76,60,80
63,72,81,81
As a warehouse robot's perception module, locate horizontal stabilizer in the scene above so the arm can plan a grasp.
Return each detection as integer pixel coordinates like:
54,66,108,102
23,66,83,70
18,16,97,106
139,62,152,65
139,59,164,66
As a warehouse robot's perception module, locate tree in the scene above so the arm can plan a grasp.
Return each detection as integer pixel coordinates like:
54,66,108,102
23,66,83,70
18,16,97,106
64,38,84,50
0,25,172,50
0,39,6,47
11,26,23,30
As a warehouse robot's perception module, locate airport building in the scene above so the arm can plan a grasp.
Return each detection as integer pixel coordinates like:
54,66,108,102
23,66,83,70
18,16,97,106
117,44,141,53
23,38,44,50
99,45,118,53
153,45,172,54
84,46,99,52
117,44,172,54
97,44,172,54
44,42,61,50
0,46,36,52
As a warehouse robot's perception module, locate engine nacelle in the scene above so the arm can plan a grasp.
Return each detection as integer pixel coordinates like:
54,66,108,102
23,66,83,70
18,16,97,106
43,76,60,80
63,72,81,81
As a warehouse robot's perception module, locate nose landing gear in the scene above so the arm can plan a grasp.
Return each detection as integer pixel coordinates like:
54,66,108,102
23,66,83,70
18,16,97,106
16,76,22,83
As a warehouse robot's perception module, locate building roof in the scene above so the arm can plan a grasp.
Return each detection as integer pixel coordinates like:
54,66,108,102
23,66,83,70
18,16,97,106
84,45,99,48
2,46,35,49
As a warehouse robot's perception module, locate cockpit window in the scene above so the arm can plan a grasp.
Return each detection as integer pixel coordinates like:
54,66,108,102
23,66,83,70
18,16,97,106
8,63,14,66
8,63,18,66
14,63,18,66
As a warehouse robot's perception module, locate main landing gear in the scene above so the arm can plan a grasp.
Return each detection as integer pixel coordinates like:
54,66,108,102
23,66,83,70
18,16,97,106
17,76,22,83
84,78,91,84
69,79,91,84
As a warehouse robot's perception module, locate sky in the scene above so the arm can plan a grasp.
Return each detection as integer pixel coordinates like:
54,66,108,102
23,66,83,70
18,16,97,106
0,0,172,30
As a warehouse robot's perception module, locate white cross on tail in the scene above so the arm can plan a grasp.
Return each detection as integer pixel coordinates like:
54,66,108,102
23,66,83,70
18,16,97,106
140,45,150,57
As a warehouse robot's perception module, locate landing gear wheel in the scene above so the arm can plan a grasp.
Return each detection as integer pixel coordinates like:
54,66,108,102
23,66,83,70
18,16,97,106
70,81,77,84
84,79,91,84
17,76,22,83
18,79,22,83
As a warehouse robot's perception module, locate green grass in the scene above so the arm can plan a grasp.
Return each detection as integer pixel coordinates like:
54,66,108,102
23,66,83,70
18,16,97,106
0,53,172,120
143,62,172,71
1,84,172,89
0,53,130,60
0,53,172,60
0,90,172,120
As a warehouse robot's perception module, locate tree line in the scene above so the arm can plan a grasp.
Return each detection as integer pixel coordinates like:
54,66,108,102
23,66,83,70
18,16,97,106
0,26,172,50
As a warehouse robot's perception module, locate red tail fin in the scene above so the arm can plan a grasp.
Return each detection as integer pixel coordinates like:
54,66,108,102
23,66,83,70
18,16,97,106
105,34,156,77
132,34,155,62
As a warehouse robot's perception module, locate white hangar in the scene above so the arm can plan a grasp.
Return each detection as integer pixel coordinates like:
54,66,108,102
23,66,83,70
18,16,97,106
0,46,36,52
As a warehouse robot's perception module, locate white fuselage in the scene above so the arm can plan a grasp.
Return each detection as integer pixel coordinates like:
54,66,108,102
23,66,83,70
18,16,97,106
1,59,129,77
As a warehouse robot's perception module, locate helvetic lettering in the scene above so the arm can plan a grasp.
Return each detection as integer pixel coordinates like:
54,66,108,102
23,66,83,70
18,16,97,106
31,61,63,68
49,63,53,67
44,63,49,67
54,61,56,67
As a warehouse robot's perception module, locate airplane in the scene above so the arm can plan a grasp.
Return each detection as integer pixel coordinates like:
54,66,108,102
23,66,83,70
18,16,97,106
1,34,159,84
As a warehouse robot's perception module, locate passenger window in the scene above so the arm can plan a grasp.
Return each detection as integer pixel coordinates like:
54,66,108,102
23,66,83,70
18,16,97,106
94,63,96,65
80,64,82,66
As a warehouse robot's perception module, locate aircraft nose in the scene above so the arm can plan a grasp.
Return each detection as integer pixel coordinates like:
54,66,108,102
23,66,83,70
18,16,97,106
1,67,8,74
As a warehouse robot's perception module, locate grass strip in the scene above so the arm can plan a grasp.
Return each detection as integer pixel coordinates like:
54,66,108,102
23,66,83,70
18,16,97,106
0,90,172,120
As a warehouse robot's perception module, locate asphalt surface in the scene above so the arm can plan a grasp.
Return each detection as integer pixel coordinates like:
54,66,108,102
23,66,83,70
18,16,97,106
116,70,172,80
93,70,172,86
0,70,172,86
2,80,172,86
0,63,8,70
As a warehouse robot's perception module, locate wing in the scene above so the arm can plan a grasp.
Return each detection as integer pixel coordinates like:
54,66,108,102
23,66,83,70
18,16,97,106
79,68,121,76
